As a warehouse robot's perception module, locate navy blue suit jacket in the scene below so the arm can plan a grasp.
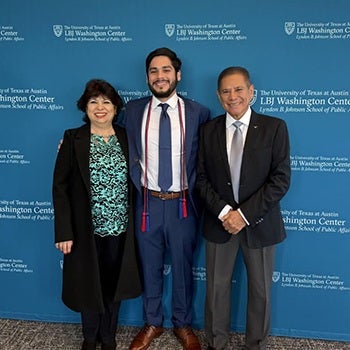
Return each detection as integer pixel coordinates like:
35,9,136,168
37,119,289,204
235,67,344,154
125,96,210,216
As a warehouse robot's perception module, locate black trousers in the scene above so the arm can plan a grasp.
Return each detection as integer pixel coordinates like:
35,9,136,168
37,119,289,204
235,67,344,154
81,233,125,344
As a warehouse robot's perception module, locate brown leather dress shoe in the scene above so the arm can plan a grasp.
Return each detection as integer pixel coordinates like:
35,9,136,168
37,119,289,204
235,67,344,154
129,324,163,350
173,327,201,350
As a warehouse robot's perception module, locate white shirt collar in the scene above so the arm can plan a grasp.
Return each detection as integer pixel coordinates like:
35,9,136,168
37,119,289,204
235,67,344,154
151,93,179,110
225,107,252,129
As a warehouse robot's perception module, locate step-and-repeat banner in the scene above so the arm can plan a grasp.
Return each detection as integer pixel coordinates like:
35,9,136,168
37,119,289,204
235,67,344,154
1,0,349,342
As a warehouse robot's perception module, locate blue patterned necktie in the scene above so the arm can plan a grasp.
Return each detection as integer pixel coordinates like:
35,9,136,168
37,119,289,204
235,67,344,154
158,103,172,192
230,120,243,202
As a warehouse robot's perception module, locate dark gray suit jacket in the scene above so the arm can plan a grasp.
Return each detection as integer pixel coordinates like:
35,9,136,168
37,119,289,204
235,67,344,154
196,110,291,248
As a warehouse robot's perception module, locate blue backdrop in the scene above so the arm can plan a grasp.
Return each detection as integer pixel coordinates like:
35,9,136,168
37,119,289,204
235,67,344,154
1,0,350,342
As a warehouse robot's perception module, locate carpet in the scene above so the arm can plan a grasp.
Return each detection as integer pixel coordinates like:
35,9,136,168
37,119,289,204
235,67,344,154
0,319,349,350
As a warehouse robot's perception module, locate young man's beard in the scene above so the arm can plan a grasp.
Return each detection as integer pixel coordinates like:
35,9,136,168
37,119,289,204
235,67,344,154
148,79,178,99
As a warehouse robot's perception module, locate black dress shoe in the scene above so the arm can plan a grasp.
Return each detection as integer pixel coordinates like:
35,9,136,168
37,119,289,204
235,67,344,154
81,340,97,350
101,342,116,350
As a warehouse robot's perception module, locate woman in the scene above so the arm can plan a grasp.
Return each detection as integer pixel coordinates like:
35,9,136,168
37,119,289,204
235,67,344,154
53,79,141,350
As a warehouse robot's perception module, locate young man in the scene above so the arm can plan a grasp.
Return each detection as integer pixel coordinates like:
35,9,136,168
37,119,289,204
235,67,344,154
125,47,210,350
196,67,291,350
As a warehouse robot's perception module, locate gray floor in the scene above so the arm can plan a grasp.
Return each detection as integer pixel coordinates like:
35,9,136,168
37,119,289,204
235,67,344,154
0,318,349,350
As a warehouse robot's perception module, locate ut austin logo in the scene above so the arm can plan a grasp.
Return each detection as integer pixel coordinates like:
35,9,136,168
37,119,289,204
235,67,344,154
53,25,63,38
165,24,175,37
163,264,172,276
249,89,258,106
284,22,295,35
272,271,281,283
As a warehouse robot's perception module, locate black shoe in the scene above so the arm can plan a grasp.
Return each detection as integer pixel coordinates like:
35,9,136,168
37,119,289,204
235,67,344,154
101,342,116,350
81,340,97,350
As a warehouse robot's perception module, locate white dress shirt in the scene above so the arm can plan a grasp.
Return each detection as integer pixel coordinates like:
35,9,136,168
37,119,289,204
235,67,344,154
140,93,187,192
218,107,251,224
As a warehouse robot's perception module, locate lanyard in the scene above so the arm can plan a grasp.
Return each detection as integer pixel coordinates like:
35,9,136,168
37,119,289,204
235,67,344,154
141,97,187,232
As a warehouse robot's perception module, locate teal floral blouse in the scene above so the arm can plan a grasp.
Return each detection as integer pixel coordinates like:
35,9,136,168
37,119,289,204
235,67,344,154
89,134,128,237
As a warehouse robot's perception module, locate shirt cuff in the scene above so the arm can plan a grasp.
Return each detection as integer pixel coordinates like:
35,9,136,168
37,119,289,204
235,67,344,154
238,208,250,225
218,205,250,226
218,205,232,221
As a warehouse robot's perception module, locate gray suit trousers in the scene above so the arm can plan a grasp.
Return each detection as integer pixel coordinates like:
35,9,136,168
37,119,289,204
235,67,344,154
205,233,275,350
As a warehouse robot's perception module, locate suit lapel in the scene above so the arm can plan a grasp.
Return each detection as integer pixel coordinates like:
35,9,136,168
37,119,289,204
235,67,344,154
241,111,260,167
114,125,128,159
134,98,150,157
127,97,151,193
216,116,232,179
183,99,195,168
245,111,260,147
74,125,91,193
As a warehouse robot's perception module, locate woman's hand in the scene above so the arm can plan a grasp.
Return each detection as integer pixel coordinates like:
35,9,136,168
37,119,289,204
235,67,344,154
55,240,73,254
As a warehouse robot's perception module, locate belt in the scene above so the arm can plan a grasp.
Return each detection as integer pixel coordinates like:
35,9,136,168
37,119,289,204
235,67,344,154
147,189,188,200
